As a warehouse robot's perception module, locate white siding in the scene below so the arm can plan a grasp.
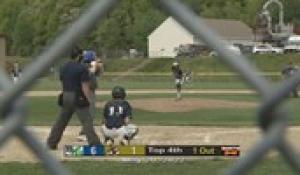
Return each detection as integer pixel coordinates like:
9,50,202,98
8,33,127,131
148,17,194,58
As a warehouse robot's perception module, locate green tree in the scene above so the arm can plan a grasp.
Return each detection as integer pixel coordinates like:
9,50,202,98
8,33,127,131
283,0,300,25
0,0,27,55
94,0,165,55
0,0,298,57
12,8,35,56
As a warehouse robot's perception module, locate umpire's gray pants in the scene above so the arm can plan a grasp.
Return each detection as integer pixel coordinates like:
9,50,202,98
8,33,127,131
89,89,96,119
47,92,100,147
79,89,96,135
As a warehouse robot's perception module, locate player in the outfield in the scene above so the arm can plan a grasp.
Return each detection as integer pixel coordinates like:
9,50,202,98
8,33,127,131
281,62,299,98
171,62,183,100
101,86,138,145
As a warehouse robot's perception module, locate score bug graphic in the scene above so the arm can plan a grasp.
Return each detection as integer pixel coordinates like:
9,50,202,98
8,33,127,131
64,145,240,157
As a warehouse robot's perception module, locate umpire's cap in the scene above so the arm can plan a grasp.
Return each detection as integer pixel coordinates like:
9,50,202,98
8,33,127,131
112,86,126,99
83,50,96,63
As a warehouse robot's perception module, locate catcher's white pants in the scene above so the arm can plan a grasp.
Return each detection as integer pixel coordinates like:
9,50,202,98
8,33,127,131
101,124,138,139
101,125,126,140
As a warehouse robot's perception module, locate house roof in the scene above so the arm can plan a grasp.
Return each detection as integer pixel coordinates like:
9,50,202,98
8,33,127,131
202,18,253,40
149,17,254,41
148,17,191,38
0,33,7,39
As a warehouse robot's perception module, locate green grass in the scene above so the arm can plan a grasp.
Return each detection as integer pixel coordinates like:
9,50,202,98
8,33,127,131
0,158,295,175
26,94,257,126
31,77,253,90
25,94,300,126
31,74,262,90
18,54,299,91
102,58,146,72
31,74,286,90
9,54,300,73
101,54,300,73
6,55,300,174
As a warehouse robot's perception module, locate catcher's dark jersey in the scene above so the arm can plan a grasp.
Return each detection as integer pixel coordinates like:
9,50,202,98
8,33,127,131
103,99,132,128
171,66,183,79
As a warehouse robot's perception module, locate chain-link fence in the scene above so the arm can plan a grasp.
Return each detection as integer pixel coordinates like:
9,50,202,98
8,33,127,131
1,0,300,174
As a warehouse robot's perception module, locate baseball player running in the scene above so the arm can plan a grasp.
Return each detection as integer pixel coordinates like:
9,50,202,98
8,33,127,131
171,62,183,100
101,86,138,145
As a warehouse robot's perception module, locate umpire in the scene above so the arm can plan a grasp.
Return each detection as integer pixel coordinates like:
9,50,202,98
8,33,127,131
78,50,101,140
47,46,101,150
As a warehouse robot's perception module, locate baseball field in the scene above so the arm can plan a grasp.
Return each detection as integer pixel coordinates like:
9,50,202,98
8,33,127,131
1,56,300,175
1,90,300,174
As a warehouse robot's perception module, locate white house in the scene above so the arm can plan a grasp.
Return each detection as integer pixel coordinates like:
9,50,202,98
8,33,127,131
148,17,254,58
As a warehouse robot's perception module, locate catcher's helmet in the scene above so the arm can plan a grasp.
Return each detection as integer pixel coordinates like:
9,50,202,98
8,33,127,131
112,86,126,99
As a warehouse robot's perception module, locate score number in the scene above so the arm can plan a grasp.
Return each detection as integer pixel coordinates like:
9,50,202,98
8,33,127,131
105,145,146,156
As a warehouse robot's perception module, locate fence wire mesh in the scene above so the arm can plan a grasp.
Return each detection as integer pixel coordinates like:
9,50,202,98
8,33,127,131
0,0,299,174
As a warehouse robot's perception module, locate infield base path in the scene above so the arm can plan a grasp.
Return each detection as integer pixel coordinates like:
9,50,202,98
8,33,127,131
1,126,300,162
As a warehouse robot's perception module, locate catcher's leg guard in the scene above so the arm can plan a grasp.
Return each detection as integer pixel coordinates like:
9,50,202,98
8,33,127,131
130,127,139,139
120,139,128,145
123,125,139,144
124,128,138,140
104,137,114,145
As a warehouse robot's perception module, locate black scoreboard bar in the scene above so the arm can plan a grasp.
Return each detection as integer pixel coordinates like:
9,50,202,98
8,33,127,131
146,145,240,156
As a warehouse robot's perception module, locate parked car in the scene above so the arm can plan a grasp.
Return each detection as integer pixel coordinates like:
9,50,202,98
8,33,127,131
252,44,283,54
174,44,203,57
284,43,300,53
209,45,241,57
284,35,300,53
240,45,254,55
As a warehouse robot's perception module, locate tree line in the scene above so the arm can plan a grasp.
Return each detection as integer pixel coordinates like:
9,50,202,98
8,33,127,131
0,0,299,57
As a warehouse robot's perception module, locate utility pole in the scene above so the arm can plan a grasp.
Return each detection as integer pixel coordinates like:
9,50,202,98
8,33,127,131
0,34,6,70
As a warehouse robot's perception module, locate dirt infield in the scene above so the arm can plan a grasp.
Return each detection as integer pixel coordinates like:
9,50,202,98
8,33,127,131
96,98,257,112
1,126,300,162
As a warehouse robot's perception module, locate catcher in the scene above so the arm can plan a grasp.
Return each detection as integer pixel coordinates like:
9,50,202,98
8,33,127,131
101,86,138,145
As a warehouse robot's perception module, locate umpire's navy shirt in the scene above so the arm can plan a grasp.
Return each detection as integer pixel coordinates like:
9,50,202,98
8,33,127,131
103,100,132,128
60,61,90,92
